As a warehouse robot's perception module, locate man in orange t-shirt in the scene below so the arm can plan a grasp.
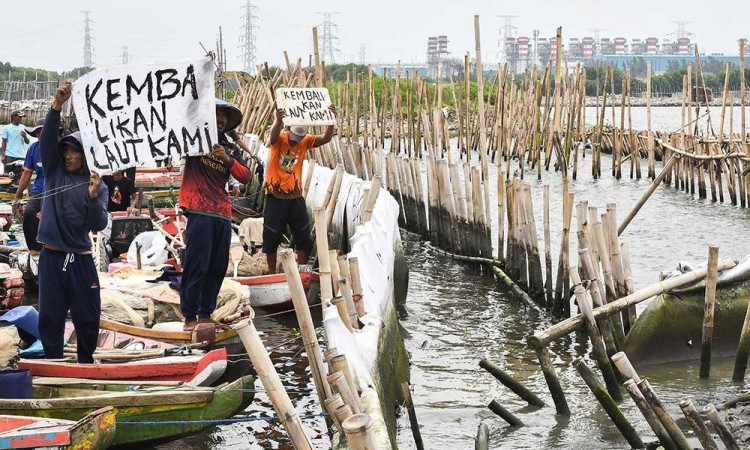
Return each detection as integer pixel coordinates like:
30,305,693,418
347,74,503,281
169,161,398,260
264,106,336,273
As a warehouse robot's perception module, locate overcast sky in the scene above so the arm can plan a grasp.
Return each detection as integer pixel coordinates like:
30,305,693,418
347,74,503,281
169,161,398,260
1,0,748,73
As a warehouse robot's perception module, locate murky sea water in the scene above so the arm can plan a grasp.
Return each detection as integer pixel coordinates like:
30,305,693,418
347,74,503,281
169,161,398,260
154,107,750,449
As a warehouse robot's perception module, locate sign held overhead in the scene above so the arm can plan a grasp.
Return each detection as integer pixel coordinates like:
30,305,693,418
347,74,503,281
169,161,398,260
72,57,217,175
275,88,336,126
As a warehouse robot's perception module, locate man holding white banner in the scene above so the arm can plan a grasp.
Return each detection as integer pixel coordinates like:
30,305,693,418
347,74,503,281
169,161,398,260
178,99,251,332
37,82,109,364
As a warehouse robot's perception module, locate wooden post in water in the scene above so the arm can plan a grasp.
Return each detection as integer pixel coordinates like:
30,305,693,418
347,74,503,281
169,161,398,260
479,358,545,406
475,423,489,450
535,345,569,415
703,404,741,450
647,62,655,179
280,249,332,405
488,400,523,427
637,379,692,450
679,398,719,450
620,242,637,332
618,153,680,236
234,317,315,450
700,245,719,379
555,188,574,316
571,278,622,401
401,383,425,450
314,208,334,311
573,358,643,448
622,380,676,450
732,297,750,380
543,185,553,307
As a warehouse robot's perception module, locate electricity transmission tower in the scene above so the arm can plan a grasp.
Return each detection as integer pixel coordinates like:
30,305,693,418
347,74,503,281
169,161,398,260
121,46,130,65
359,44,367,65
668,21,695,40
81,11,94,68
239,0,258,75
316,12,340,64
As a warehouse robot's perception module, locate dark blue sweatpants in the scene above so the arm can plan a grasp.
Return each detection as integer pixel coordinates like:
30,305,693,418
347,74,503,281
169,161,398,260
180,213,231,322
38,248,101,364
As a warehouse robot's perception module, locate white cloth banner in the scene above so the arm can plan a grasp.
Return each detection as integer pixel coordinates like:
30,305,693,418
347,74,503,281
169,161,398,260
72,57,217,175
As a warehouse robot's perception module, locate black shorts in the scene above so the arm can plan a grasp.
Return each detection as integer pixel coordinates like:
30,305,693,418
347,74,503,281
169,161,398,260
262,196,313,254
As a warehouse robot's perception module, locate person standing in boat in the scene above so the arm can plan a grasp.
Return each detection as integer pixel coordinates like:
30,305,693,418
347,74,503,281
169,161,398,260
101,170,136,213
1,110,29,164
178,99,250,332
36,81,109,364
12,119,48,254
263,106,336,273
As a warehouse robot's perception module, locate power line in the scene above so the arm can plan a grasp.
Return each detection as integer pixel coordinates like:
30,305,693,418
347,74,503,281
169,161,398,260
316,12,340,64
238,0,258,75
81,11,94,68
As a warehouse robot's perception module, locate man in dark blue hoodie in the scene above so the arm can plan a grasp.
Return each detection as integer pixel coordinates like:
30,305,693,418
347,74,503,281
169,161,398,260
37,81,109,364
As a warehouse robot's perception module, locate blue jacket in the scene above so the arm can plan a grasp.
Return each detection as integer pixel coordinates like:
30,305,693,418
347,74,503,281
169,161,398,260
37,109,108,254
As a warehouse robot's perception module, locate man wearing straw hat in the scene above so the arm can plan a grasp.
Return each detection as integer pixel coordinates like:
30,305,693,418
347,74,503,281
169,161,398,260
2,110,29,165
263,106,336,273
178,99,251,332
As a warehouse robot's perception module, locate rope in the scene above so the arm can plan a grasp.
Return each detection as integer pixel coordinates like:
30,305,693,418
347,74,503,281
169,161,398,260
118,412,329,425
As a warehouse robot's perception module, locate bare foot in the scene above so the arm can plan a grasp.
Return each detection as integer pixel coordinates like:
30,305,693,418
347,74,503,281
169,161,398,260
183,320,197,331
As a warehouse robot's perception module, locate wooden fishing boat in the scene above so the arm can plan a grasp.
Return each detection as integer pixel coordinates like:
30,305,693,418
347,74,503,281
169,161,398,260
233,270,320,309
18,348,228,386
99,318,241,347
0,375,254,447
134,168,182,190
0,406,116,450
0,407,115,449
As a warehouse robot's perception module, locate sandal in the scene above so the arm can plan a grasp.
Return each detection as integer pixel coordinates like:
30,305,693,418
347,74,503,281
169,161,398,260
198,317,232,331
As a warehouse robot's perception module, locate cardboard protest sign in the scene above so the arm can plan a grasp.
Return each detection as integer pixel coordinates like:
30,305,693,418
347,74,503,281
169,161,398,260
72,58,216,175
275,88,336,126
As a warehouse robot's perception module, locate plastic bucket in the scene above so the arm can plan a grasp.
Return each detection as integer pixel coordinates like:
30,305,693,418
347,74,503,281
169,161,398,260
0,369,33,399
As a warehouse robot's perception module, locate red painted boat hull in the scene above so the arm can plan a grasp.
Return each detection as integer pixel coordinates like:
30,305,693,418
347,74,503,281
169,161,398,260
232,271,320,309
19,348,227,384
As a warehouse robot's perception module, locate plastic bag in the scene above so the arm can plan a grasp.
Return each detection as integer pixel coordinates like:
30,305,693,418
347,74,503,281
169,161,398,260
127,231,168,267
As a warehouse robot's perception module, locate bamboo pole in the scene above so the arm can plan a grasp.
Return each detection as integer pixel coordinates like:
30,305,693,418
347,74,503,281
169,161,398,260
488,400,523,427
535,345,570,415
700,245,719,379
342,414,377,450
573,358,643,448
337,255,359,329
543,185,553,307
324,393,346,432
479,358,545,406
475,423,489,450
331,297,354,333
618,153,680,236
328,371,361,414
647,62,655,179
732,294,750,380
679,398,719,450
234,317,315,450
401,383,425,450
348,257,366,317
637,379,692,450
279,249,332,405
331,355,362,413
528,259,736,348
314,208,334,310
574,253,619,356
623,379,676,450
571,278,622,401
703,404,741,450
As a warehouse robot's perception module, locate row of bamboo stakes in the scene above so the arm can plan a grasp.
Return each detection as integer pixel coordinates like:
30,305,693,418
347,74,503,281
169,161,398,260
225,17,750,448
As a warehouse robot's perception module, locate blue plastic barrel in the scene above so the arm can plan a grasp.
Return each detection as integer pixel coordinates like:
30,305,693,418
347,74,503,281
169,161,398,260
0,369,32,399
